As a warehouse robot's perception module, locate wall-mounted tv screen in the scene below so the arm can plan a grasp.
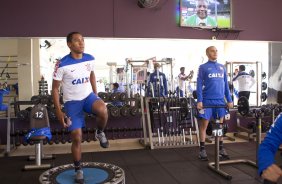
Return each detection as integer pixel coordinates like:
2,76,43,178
180,0,231,29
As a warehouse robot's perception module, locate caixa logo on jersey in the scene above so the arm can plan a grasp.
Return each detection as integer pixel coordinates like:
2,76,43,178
208,73,224,78
72,77,90,85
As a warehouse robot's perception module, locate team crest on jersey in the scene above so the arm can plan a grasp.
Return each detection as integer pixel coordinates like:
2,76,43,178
219,66,223,70
85,63,91,71
53,59,61,77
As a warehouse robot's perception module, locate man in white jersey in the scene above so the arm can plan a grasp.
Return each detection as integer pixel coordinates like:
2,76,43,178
177,67,193,97
52,32,109,183
232,65,256,100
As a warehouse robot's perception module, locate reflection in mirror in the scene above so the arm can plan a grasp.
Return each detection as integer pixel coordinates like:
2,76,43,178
0,37,273,109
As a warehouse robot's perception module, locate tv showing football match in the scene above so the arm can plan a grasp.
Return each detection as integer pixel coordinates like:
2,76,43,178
180,0,231,28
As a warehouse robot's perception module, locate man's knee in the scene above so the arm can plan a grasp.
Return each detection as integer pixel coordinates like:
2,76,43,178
71,131,82,143
94,101,108,117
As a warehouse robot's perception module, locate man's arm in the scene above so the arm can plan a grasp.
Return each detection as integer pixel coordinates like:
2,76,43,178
90,71,97,94
196,65,203,103
259,114,282,175
250,76,256,88
52,79,67,127
163,74,168,96
224,68,232,103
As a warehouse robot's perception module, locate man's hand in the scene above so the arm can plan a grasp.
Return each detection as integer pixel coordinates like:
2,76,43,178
55,110,71,128
262,164,282,183
227,102,233,109
197,102,203,110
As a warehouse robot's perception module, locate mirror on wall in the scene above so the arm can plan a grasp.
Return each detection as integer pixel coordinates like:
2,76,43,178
0,37,274,106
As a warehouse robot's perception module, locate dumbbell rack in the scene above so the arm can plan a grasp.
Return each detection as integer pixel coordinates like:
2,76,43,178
140,96,200,149
235,106,278,141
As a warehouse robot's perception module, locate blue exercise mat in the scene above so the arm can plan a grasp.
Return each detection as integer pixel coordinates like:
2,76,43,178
56,168,109,184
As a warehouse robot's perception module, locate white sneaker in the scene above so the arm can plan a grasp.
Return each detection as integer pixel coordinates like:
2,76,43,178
95,130,109,148
75,169,84,184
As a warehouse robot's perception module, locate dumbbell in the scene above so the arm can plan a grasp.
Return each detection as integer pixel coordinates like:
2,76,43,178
119,92,127,101
61,129,67,144
54,129,60,144
22,129,29,146
117,127,122,139
130,106,138,116
17,110,29,121
123,127,128,138
48,138,54,145
29,140,34,145
110,92,120,102
15,130,21,147
43,139,48,145
31,95,40,104
82,128,86,143
119,105,130,117
107,104,120,117
86,128,92,142
98,92,110,101
47,106,57,121
63,129,72,143
40,95,50,104
247,121,256,133
112,128,116,140
262,121,271,133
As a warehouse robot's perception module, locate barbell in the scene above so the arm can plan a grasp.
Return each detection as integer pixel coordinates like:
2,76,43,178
149,96,254,117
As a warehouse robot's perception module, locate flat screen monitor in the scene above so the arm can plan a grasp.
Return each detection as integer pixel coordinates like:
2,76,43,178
180,0,231,29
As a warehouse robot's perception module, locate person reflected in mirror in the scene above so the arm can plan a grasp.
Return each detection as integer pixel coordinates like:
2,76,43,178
147,63,168,97
232,65,255,100
111,82,124,107
176,67,194,97
96,79,105,93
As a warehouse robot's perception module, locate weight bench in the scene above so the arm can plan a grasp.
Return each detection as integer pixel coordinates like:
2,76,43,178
23,103,54,170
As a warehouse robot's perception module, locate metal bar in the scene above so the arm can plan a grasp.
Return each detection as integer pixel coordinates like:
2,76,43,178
157,128,161,146
256,117,262,166
35,143,41,166
194,117,200,146
215,135,220,170
6,101,11,154
145,97,154,149
140,96,148,145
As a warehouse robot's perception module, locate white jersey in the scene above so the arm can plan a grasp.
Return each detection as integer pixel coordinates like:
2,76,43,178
53,53,95,102
178,73,186,91
232,71,256,92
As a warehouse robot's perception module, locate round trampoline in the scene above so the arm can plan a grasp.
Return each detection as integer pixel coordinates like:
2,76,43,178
39,162,125,184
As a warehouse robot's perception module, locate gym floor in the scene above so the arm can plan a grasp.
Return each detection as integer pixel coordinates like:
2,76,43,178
0,142,275,184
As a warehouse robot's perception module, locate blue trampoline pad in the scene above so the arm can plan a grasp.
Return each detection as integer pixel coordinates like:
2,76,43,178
56,168,109,184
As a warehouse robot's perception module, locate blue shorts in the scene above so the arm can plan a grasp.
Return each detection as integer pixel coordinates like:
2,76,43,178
64,92,101,131
198,99,228,120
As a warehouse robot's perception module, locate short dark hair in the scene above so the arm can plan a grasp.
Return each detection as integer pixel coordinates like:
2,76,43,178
66,32,81,43
239,65,245,71
180,67,185,71
113,82,119,89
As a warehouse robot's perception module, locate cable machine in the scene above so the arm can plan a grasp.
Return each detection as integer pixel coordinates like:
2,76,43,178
125,57,174,97
226,61,262,106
